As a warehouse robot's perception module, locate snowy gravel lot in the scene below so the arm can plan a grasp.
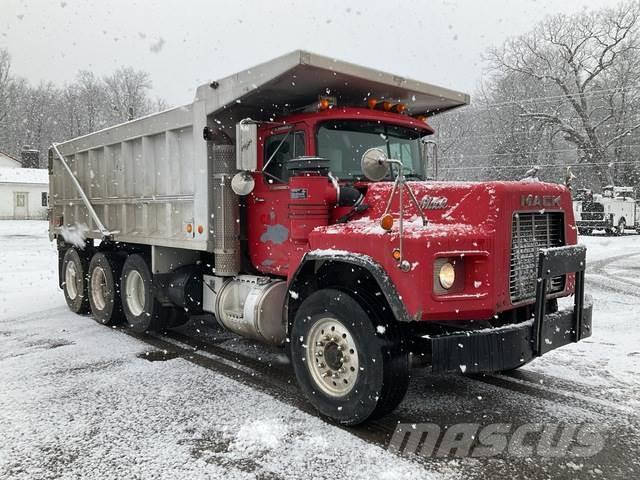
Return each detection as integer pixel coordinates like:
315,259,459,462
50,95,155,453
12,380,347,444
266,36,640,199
1,221,639,479
0,222,440,479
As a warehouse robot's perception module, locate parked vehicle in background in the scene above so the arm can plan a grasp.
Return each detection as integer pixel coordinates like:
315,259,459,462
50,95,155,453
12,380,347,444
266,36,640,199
575,186,640,235
48,51,592,425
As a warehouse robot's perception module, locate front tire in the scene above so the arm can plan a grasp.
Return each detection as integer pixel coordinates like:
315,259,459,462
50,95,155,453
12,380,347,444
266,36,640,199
61,248,90,314
88,252,124,325
290,289,410,425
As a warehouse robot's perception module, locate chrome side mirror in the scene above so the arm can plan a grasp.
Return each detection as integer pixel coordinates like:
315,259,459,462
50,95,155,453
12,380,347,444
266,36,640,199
360,148,390,182
236,120,258,171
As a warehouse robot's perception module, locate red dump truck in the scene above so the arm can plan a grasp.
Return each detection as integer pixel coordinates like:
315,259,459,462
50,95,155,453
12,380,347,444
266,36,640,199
49,51,592,425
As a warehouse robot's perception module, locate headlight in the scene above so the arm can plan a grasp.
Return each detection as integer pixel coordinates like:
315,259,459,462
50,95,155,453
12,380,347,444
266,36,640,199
438,262,456,289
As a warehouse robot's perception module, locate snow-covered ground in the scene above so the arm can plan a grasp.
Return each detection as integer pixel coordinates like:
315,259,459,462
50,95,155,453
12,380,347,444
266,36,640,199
523,233,640,405
0,222,441,480
1,221,639,479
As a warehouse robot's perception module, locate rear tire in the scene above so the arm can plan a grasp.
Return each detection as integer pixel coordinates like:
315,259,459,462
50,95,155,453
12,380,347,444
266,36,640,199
120,254,189,332
88,252,124,325
290,288,410,425
61,248,90,314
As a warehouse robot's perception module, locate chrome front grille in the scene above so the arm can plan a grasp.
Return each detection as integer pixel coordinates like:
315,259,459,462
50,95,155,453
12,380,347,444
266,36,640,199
510,212,565,303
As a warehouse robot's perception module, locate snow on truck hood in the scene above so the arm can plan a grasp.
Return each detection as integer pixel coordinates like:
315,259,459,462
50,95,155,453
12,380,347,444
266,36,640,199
316,180,571,240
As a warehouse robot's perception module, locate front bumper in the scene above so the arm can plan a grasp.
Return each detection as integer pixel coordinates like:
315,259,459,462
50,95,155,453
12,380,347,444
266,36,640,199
430,245,591,374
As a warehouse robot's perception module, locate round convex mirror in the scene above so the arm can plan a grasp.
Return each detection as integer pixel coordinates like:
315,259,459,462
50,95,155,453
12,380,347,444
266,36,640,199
231,171,255,196
360,148,389,181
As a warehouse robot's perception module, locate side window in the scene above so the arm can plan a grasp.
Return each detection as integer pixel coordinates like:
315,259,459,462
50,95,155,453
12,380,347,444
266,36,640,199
264,131,305,184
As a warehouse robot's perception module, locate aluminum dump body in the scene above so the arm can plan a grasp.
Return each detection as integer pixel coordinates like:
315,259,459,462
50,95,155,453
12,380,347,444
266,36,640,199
49,50,469,251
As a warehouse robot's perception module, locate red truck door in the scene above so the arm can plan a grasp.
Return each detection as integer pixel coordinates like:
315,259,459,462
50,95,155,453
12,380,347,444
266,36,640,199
247,125,307,277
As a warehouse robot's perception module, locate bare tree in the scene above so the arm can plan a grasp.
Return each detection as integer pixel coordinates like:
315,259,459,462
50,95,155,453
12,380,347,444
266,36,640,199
0,47,168,162
76,70,108,132
103,67,153,123
486,1,640,187
0,48,12,125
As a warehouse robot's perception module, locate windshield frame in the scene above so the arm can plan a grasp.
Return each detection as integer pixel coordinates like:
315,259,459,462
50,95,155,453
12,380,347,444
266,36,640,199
315,118,430,181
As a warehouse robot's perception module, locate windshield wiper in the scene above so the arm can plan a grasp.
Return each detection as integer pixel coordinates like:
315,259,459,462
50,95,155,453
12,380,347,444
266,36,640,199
404,173,425,180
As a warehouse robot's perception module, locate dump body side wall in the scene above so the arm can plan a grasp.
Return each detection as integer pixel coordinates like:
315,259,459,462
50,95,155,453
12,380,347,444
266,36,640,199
50,104,212,250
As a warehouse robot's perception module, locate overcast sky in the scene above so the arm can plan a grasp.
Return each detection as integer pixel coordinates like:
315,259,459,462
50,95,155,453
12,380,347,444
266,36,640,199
2,0,620,107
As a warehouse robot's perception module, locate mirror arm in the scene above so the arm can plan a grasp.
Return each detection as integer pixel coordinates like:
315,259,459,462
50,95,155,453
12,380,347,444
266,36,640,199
404,182,427,227
383,166,401,215
261,128,293,184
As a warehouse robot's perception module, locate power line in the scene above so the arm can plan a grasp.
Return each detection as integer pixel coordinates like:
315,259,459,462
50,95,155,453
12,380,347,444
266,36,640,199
433,120,640,143
464,84,640,110
439,160,640,171
437,143,640,160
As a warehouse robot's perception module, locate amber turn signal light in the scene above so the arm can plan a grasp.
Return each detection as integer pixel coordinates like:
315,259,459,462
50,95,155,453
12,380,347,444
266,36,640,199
367,98,378,109
380,214,394,231
392,248,401,261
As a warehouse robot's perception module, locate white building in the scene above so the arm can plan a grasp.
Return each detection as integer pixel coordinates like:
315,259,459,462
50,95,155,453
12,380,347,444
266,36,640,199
0,168,49,220
0,151,21,168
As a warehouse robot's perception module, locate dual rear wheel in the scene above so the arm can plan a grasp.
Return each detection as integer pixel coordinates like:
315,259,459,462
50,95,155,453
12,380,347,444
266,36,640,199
61,248,188,332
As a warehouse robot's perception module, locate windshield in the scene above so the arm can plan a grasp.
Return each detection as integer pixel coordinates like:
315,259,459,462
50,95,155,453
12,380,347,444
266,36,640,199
317,120,427,180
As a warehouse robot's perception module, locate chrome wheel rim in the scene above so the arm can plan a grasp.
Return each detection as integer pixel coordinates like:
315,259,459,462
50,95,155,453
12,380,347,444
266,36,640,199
305,317,359,397
125,270,145,317
65,261,78,300
90,266,108,311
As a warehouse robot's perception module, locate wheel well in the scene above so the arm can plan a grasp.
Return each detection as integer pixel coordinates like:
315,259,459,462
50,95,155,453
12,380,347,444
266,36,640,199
287,258,408,333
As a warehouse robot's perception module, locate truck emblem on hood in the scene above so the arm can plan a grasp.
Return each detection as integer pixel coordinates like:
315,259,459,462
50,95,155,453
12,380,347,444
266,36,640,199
521,194,561,208
421,195,448,210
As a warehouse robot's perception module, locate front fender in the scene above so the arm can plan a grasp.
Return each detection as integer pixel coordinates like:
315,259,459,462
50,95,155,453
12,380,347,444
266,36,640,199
287,250,412,330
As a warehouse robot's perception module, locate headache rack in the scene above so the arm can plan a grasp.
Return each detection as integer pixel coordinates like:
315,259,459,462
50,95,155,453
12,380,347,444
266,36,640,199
510,211,565,303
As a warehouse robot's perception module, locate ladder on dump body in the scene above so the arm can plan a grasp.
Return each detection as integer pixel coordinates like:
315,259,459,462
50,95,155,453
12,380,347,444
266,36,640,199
50,143,113,239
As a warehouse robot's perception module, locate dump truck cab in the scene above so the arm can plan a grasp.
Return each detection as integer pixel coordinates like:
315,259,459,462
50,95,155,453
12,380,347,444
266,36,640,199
48,51,592,425
247,106,434,277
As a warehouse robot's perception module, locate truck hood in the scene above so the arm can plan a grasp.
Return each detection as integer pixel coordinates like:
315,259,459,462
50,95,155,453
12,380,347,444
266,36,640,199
310,179,575,256
307,180,575,322
319,180,573,239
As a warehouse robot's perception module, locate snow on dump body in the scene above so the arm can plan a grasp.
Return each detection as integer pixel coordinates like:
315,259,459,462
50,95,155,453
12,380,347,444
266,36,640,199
49,51,470,251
